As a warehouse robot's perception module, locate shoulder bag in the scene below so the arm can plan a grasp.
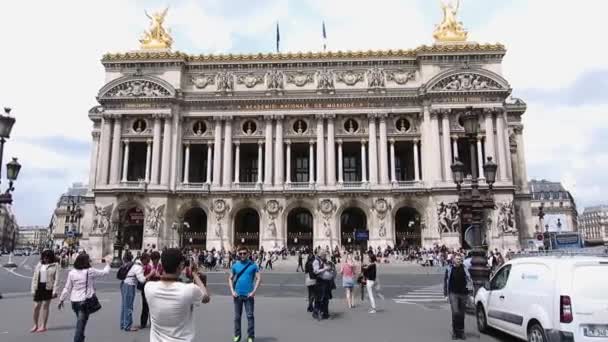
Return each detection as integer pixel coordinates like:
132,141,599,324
231,262,253,291
83,270,102,314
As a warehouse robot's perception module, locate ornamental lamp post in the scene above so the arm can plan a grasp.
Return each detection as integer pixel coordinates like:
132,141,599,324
1,107,21,274
110,215,124,268
450,108,496,294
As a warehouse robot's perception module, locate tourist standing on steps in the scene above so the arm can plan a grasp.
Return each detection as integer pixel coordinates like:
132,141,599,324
229,246,261,342
58,254,110,342
304,254,316,312
340,253,356,309
145,248,210,342
312,251,336,320
443,254,472,340
362,254,378,313
30,250,60,333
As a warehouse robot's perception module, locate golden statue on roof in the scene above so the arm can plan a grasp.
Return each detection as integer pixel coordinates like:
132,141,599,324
433,0,468,43
139,8,173,50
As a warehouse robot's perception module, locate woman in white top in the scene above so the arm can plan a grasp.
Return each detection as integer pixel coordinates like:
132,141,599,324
58,253,110,342
30,250,60,333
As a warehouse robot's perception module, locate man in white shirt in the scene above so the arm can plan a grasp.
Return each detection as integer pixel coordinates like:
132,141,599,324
145,248,210,342
120,253,146,331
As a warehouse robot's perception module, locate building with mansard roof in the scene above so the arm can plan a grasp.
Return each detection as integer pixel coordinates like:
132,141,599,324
579,205,608,245
79,8,534,259
528,179,578,233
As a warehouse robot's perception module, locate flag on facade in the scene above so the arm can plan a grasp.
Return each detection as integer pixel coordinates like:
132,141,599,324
276,22,280,53
322,21,327,51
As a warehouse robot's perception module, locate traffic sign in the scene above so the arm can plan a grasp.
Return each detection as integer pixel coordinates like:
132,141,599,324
67,231,75,238
536,233,544,241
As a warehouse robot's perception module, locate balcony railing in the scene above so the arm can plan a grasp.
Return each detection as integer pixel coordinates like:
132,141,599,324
180,183,209,190
341,181,366,189
233,182,260,191
120,181,142,188
285,182,315,190
394,180,422,188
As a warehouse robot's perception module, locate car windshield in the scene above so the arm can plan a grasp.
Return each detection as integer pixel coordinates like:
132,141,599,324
573,265,608,301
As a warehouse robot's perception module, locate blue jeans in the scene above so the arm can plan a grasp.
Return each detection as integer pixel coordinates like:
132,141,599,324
71,302,89,342
120,282,136,330
234,296,255,339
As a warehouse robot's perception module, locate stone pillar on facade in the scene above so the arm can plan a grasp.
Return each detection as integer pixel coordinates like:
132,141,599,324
413,139,420,182
420,105,431,183
367,114,378,184
389,138,396,184
257,141,264,184
264,117,273,186
223,119,233,187
477,136,484,180
206,143,213,184
89,131,100,190
326,115,336,186
441,111,452,181
160,115,172,186
97,116,113,185
316,115,325,186
234,142,240,184
169,115,182,191
109,115,123,184
309,140,315,184
150,115,162,184
378,114,389,184
429,108,442,184
484,109,495,161
285,141,292,184
361,139,368,183
212,118,223,186
337,139,344,184
183,142,191,184
121,139,130,182
495,109,508,181
145,139,152,183
274,117,284,185
514,127,530,192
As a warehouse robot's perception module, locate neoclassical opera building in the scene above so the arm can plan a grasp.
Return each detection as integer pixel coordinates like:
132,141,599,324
80,7,534,259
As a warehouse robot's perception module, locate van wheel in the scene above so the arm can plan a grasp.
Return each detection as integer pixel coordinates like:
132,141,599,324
527,323,547,342
476,304,489,333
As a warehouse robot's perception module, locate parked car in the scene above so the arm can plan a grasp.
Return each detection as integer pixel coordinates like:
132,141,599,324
12,249,24,256
475,255,608,342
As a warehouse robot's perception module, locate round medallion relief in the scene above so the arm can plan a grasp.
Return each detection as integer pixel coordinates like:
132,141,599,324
266,200,281,214
192,120,207,135
133,119,147,133
293,120,308,134
213,199,227,214
320,199,334,214
242,120,257,135
395,117,411,133
344,119,359,133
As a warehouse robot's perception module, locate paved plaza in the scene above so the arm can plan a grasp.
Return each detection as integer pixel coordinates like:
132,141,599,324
0,255,513,342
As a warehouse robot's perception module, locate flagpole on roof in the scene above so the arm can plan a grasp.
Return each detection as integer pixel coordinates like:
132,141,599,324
276,21,280,53
322,21,327,52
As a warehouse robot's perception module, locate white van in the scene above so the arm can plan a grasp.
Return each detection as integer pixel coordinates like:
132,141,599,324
475,255,608,342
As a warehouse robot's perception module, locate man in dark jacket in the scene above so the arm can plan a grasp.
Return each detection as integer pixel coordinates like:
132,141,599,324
443,254,472,340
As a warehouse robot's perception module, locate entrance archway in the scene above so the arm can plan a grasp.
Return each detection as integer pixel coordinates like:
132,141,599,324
287,208,313,251
123,207,144,250
340,207,367,251
394,207,422,250
234,208,260,250
183,208,207,249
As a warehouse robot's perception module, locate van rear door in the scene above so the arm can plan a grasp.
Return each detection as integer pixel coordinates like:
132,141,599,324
571,261,608,341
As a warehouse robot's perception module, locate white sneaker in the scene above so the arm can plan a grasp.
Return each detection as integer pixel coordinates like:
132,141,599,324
368,309,376,314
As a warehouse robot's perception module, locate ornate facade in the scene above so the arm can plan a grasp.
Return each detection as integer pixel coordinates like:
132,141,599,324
79,10,535,260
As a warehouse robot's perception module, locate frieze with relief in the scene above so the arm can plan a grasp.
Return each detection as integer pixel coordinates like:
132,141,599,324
265,70,284,90
366,67,386,89
216,72,235,92
432,73,502,91
104,80,171,98
190,74,215,89
386,70,416,85
316,69,335,92
286,71,314,87
336,70,364,86
237,73,264,88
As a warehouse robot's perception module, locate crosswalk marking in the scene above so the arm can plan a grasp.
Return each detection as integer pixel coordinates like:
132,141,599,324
393,284,447,306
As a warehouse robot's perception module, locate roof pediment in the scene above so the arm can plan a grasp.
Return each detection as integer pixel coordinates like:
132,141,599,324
98,75,176,100
425,67,510,94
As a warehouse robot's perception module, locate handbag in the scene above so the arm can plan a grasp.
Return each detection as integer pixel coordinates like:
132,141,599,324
83,270,102,314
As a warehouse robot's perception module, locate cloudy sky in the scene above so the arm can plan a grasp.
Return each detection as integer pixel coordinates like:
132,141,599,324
0,0,606,226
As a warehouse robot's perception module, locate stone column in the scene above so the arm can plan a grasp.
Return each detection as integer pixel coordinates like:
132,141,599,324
441,112,452,181
309,140,315,184
160,115,172,186
264,117,273,186
420,105,431,183
495,109,508,181
257,141,264,184
206,142,213,184
515,127,530,192
169,115,182,191
361,139,368,183
378,114,389,184
326,115,336,186
212,118,222,186
316,115,325,186
429,109,442,183
234,142,240,184
367,114,378,184
183,142,191,184
97,116,113,185
389,138,396,183
413,139,420,181
274,116,284,185
337,139,344,184
477,136,484,180
145,139,152,183
121,139,130,182
89,131,100,189
109,115,123,184
484,109,495,160
150,115,162,184
223,119,233,187
285,141,292,184
452,135,459,162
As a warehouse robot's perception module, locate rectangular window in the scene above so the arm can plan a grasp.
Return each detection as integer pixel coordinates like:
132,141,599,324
295,157,309,182
343,156,359,182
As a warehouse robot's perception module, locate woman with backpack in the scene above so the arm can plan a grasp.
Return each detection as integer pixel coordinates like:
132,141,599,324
58,254,110,342
117,253,146,331
30,250,60,333
304,254,316,312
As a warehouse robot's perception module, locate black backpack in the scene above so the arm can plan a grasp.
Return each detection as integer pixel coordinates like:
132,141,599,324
116,262,134,281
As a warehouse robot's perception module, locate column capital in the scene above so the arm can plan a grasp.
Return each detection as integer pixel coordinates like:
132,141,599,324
367,113,377,119
152,113,164,120
337,139,343,145
206,141,214,147
213,115,224,122
451,134,459,140
146,139,153,145
378,113,388,120
326,113,336,119
264,115,273,122
285,139,292,145
183,141,191,147
258,140,264,146
234,141,240,146
315,114,325,120
389,138,396,144
123,139,130,144
360,139,368,144
412,138,420,144
275,115,285,121
92,131,101,139
477,135,484,141
309,139,315,145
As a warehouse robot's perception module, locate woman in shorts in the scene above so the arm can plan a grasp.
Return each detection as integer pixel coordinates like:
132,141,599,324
340,254,356,309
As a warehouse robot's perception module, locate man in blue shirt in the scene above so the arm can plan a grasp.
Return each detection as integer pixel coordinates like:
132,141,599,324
229,246,261,342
